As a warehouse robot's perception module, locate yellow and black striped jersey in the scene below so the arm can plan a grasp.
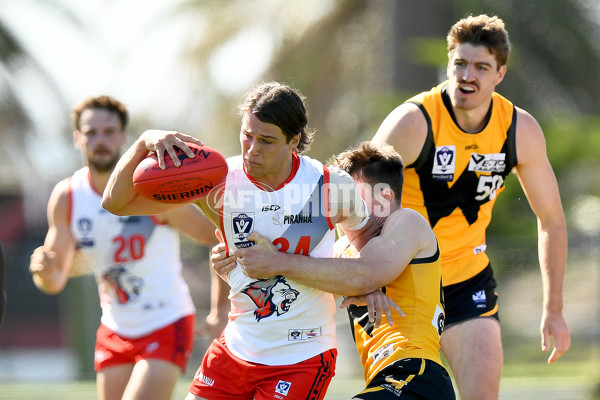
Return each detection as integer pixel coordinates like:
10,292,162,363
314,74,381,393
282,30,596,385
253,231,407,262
341,239,445,385
403,82,517,285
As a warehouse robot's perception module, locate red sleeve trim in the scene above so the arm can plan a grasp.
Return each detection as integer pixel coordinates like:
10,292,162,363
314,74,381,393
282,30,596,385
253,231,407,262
150,215,167,225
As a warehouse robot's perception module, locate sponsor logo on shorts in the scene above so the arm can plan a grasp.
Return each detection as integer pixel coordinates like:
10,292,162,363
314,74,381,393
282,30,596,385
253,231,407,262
383,375,407,395
288,328,322,341
194,371,215,387
94,350,109,363
146,341,159,353
275,380,292,396
472,290,487,308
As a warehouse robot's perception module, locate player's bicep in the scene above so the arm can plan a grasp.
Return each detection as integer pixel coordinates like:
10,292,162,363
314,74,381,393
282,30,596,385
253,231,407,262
354,235,405,288
356,212,426,286
514,110,564,220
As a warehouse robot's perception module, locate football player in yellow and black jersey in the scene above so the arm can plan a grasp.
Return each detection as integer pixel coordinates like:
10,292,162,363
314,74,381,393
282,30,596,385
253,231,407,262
212,142,456,399
372,14,570,400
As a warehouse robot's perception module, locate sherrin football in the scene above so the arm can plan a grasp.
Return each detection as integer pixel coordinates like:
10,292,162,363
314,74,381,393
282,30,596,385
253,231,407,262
133,143,227,203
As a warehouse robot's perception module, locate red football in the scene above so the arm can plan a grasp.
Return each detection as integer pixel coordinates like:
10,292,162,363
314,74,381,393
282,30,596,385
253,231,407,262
133,143,228,203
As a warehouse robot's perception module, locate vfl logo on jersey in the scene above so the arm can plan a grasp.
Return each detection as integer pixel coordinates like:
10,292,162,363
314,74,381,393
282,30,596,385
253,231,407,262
468,153,506,173
275,380,292,396
77,217,94,247
431,145,455,181
232,212,255,248
242,276,299,321
102,266,144,303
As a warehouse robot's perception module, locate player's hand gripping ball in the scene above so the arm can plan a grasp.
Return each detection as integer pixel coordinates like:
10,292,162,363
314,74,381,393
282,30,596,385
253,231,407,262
133,143,227,203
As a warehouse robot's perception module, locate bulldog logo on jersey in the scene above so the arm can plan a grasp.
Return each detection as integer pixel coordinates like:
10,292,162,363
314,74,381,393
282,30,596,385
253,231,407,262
102,266,144,304
432,145,455,181
232,212,255,248
242,276,299,321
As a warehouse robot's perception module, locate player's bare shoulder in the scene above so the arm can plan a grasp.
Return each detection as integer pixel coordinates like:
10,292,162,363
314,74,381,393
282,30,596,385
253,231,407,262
373,102,428,166
49,177,72,208
514,106,549,165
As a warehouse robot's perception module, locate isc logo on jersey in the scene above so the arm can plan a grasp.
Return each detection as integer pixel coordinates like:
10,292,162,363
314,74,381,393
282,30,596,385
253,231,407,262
468,153,506,173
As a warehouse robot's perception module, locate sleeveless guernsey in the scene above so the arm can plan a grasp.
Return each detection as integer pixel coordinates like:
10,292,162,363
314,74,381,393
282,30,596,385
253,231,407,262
69,167,195,337
403,82,517,285
340,237,445,385
220,153,358,365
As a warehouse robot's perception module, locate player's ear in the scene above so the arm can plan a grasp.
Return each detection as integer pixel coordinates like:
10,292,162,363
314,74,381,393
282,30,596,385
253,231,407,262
289,133,300,151
380,186,394,205
73,131,83,149
495,64,507,86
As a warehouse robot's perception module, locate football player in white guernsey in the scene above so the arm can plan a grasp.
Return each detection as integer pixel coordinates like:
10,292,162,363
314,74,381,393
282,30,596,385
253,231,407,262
29,95,228,400
102,82,377,400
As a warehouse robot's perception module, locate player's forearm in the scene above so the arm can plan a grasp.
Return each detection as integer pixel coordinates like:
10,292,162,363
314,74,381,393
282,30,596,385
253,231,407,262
538,217,567,313
275,252,382,296
102,139,148,215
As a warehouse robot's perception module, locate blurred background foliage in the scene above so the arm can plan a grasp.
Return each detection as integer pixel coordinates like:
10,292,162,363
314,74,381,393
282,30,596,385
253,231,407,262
0,0,598,392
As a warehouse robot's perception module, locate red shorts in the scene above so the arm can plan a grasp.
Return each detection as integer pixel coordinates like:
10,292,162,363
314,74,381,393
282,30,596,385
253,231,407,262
94,314,195,373
188,335,336,400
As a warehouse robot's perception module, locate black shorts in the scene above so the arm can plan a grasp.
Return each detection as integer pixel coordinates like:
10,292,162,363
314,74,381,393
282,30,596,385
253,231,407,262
443,263,499,328
353,358,456,400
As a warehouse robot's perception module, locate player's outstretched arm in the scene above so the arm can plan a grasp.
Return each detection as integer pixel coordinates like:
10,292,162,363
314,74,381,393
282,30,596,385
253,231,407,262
102,130,203,216
29,180,76,294
236,210,432,297
514,108,570,363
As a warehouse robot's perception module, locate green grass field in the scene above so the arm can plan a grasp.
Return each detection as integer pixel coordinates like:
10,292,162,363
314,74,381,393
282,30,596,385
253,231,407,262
1,370,597,400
